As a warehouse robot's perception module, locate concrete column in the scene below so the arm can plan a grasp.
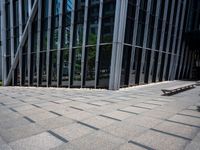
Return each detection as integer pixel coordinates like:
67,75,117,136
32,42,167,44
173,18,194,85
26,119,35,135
109,0,128,90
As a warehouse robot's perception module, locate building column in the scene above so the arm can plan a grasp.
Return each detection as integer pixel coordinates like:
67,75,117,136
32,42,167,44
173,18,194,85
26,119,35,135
162,0,176,81
139,0,153,83
81,0,89,88
156,0,169,81
128,0,141,85
1,0,7,85
109,0,128,90
168,0,182,80
68,0,75,87
172,0,187,79
148,0,162,83
57,0,64,87
36,0,42,86
27,0,33,86
5,0,38,86
94,0,103,88
46,0,52,86
10,0,15,85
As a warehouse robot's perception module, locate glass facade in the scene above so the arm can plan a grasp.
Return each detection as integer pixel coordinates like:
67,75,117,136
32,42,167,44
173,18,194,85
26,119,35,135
1,0,200,89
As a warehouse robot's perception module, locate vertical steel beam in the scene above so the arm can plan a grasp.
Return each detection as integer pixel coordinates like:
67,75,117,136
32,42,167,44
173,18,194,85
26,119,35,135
168,0,182,80
10,0,15,85
181,46,189,79
27,0,32,86
94,0,103,88
5,0,38,86
18,0,23,85
178,42,186,78
156,0,169,81
162,0,176,80
139,0,152,83
172,0,187,79
36,0,42,86
128,0,140,85
46,0,52,86
148,0,162,83
1,0,7,85
57,0,64,87
68,0,75,87
81,0,89,88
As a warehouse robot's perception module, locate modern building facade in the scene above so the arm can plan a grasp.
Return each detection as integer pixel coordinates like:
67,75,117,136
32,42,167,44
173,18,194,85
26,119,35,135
1,0,200,90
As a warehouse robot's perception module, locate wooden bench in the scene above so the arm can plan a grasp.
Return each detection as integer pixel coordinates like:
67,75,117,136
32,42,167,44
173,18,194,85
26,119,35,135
161,83,195,96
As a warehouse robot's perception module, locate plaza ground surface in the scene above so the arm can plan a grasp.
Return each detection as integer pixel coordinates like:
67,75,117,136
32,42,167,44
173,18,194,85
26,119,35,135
0,81,200,150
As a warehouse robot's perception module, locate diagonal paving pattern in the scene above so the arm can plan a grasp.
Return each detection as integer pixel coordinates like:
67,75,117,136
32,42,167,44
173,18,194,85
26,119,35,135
0,81,200,150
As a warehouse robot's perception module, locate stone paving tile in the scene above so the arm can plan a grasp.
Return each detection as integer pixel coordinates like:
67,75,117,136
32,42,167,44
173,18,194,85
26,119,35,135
81,115,117,129
9,132,64,150
167,114,200,127
36,116,74,130
0,81,199,149
185,141,200,150
119,106,149,114
153,121,199,139
70,131,126,150
0,143,12,150
0,123,45,143
101,110,133,121
115,143,147,150
134,103,158,109
50,143,79,150
27,111,59,122
133,130,190,150
123,115,163,128
102,121,148,140
51,123,95,141
0,117,31,130
142,109,175,119
178,109,200,118
63,110,94,121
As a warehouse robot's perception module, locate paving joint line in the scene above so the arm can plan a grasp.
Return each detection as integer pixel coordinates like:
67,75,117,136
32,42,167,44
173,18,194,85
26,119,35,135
49,111,62,116
47,130,68,143
150,128,192,141
23,116,35,123
131,105,152,110
99,115,121,121
77,121,99,130
128,140,155,150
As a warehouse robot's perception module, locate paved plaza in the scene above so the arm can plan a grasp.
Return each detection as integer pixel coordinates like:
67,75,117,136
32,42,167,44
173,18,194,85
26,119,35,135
0,81,200,150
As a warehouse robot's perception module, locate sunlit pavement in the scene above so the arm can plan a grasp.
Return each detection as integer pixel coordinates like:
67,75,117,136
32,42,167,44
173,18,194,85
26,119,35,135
0,81,200,150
